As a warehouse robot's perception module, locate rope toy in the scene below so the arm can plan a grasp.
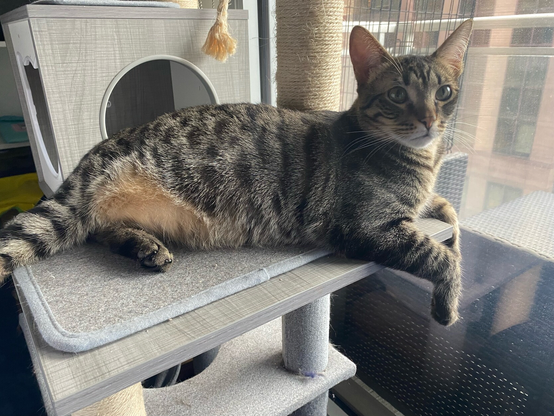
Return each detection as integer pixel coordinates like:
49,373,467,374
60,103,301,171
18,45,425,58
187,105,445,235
202,0,237,62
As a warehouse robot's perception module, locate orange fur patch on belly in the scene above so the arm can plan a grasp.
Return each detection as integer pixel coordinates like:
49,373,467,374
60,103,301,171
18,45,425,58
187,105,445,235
94,169,225,248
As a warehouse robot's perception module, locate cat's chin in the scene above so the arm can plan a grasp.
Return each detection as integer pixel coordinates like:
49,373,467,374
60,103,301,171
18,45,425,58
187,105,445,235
399,133,436,149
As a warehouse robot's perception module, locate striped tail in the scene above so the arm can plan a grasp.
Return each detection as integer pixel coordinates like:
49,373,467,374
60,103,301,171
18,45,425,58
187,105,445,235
0,187,92,284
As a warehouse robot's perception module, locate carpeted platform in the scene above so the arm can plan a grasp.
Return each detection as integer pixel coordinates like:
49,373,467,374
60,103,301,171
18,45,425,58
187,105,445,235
14,244,330,352
142,319,356,416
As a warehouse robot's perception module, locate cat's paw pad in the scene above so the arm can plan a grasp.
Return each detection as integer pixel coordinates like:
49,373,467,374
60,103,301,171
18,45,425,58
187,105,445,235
137,244,173,272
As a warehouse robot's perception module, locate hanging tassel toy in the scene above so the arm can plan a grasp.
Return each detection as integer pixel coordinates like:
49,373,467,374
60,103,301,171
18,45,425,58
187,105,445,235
202,0,237,62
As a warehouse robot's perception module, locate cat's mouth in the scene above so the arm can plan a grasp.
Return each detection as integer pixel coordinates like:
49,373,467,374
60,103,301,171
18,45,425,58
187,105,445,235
414,133,430,139
406,132,435,148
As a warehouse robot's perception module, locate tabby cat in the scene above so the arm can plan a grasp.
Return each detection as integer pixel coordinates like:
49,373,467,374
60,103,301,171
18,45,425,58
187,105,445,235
0,20,473,326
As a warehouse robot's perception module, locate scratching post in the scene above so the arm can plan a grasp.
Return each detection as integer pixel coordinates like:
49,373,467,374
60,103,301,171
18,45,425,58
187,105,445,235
282,296,330,373
282,296,331,416
172,0,199,7
72,383,146,416
276,1,343,414
275,0,344,111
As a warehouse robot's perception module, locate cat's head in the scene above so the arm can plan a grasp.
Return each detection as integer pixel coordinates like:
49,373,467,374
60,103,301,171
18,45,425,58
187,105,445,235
349,20,473,149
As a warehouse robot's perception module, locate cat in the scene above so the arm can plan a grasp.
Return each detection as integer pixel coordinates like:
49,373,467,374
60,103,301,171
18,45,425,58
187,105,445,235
0,20,473,326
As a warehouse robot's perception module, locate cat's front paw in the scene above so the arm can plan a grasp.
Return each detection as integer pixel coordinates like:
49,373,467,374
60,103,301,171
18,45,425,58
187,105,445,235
444,222,461,254
0,254,14,285
431,294,459,326
431,278,461,326
137,243,173,272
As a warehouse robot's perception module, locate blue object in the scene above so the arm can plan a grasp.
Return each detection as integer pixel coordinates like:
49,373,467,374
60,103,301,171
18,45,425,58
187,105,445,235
0,116,29,144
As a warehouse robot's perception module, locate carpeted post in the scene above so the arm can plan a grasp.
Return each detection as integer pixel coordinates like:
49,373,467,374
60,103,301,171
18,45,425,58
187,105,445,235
282,295,331,416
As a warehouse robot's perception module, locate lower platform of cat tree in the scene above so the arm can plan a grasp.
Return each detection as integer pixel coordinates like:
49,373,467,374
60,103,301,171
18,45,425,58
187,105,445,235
143,319,356,416
21,315,356,416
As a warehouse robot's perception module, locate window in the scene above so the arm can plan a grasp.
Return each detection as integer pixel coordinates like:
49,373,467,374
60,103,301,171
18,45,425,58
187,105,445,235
414,30,440,49
511,27,554,46
471,29,492,46
484,182,524,210
517,0,554,14
369,0,402,21
335,1,554,415
493,57,548,158
345,0,402,22
414,0,443,15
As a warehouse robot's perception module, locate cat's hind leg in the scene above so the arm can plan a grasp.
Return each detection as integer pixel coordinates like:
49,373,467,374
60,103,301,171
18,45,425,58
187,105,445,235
95,226,173,272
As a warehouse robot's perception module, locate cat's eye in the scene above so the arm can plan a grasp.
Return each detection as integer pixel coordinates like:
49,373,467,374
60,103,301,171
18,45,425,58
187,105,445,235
436,85,452,101
388,87,407,104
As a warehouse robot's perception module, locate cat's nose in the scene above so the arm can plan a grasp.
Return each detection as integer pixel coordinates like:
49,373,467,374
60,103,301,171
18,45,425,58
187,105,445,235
420,116,436,130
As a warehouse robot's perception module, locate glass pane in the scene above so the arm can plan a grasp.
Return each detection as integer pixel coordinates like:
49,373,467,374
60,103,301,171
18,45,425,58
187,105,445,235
336,1,554,415
517,0,540,14
500,87,522,116
532,27,554,45
472,29,492,46
485,182,506,210
503,186,524,204
525,57,549,87
520,88,542,117
538,0,554,12
494,118,515,154
505,57,526,87
512,27,533,45
514,123,536,155
414,0,443,14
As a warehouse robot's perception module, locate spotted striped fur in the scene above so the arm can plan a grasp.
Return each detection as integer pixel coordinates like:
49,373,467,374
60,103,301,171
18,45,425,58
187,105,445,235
0,20,473,325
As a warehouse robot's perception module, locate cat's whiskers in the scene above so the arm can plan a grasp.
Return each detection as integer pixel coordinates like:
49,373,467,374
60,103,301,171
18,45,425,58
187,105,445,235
343,134,385,157
447,128,477,154
449,126,477,141
346,130,371,134
452,121,482,129
361,132,398,161
342,133,391,157
363,140,397,165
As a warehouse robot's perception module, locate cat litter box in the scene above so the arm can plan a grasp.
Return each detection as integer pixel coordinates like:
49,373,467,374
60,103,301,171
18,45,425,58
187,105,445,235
1,4,255,196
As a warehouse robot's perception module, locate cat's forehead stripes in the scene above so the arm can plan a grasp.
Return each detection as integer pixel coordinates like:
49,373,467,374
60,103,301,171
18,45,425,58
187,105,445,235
398,58,442,90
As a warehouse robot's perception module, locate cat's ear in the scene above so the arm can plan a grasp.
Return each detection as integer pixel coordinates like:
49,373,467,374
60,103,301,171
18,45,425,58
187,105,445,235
433,19,473,78
349,25,391,87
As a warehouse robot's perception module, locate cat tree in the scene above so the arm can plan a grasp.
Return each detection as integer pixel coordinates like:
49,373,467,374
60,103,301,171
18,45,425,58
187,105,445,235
0,1,360,415
2,1,455,416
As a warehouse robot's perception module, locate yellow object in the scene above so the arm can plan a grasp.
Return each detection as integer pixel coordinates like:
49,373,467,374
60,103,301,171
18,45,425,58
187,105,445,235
0,173,43,215
202,0,237,62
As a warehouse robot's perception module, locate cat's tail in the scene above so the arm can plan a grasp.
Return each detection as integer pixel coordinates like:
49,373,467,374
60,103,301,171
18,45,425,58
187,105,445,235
0,181,93,285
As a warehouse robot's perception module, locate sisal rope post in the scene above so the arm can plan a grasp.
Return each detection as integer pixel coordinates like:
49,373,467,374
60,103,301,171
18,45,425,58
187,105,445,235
72,383,147,416
202,0,237,62
173,0,199,7
139,0,199,6
275,0,344,111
